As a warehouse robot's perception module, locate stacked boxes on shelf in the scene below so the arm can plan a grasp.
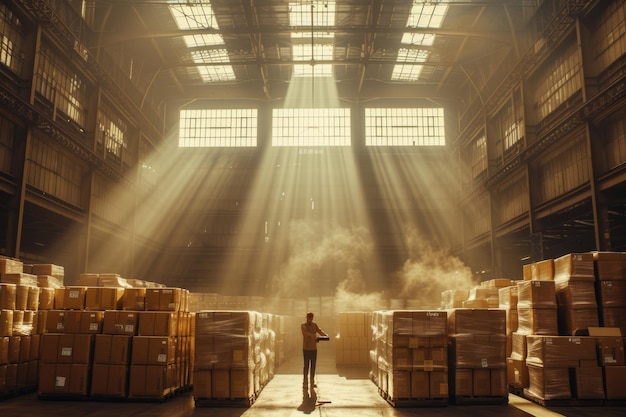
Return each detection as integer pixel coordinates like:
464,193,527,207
193,310,275,406
447,308,507,404
554,253,599,335
0,258,62,398
335,312,371,366
593,327,626,400
370,310,448,406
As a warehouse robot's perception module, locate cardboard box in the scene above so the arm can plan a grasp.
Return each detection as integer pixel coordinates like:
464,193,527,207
230,368,254,399
526,364,571,400
451,368,472,396
38,363,89,395
575,366,605,399
516,307,558,335
450,334,506,369
38,288,55,310
129,364,172,397
499,286,518,309
0,273,37,286
211,368,229,399
138,312,178,336
0,363,18,394
40,334,94,364
193,369,211,399
90,364,128,397
31,264,64,278
62,287,87,310
131,336,176,365
0,283,16,310
507,357,529,388
45,310,68,333
102,311,139,335
517,280,556,309
596,336,625,366
389,370,410,399
526,336,597,368
122,288,146,311
595,260,626,280
556,281,597,307
600,308,626,333
146,288,181,311
557,306,599,336
94,334,132,365
604,365,626,399
0,257,23,274
596,281,626,307
447,308,506,335
85,287,124,311
531,259,555,281
0,310,14,337
554,253,595,280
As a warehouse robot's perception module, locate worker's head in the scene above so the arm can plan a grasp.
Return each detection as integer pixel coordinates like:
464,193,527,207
306,312,314,323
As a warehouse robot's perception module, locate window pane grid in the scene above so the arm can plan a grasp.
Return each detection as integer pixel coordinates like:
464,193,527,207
272,108,350,147
365,108,445,146
179,109,257,147
536,46,582,120
0,3,24,75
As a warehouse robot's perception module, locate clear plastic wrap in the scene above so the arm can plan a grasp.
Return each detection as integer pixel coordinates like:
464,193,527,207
525,335,597,367
526,365,572,400
516,280,556,309
516,307,558,335
450,333,506,369
447,308,506,335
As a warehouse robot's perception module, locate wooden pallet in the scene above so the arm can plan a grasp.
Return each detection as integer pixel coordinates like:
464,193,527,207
386,396,448,408
451,395,508,405
194,396,255,407
37,393,90,401
522,388,604,407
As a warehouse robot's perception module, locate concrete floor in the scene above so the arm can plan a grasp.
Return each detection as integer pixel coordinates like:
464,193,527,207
0,343,625,416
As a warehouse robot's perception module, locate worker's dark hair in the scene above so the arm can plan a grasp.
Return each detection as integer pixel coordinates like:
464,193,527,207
306,312,314,318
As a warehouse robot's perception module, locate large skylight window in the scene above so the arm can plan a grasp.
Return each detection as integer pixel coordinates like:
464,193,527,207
272,108,350,147
179,109,257,147
289,1,336,78
168,0,235,82
392,1,449,81
365,108,446,146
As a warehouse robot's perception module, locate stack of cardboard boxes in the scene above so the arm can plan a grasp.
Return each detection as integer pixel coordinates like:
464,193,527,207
335,312,371,366
37,283,192,400
447,308,507,403
370,310,448,406
193,310,275,406
0,257,62,397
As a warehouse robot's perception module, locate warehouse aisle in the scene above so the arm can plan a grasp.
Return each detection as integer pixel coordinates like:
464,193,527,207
0,345,624,417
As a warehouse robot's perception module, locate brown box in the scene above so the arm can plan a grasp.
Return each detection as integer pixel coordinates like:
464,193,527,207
526,336,597,368
410,311,447,336
531,259,555,281
0,283,16,310
80,311,104,334
0,363,18,393
102,311,139,335
138,312,178,337
211,368,229,399
517,280,556,309
447,308,506,335
122,288,146,311
8,336,21,363
554,253,595,280
193,369,211,399
556,281,597,307
38,288,55,310
62,287,87,310
389,370,410,399
131,336,176,365
507,357,529,388
525,364,571,400
0,310,14,337
596,336,625,366
498,286,518,309
0,336,8,364
129,364,173,397
575,366,605,399
145,288,182,312
596,281,626,307
90,364,128,397
40,334,94,364
38,363,89,395
29,334,40,361
473,368,491,396
230,368,254,399
31,264,63,278
452,368,472,396
450,334,506,369
45,310,68,333
557,305,599,336
0,257,23,274
595,260,626,280
516,307,558,335
604,365,626,399
601,307,626,333
410,370,429,398
94,334,132,365
85,287,124,311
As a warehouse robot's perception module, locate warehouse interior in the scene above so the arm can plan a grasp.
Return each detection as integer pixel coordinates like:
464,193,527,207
1,0,626,415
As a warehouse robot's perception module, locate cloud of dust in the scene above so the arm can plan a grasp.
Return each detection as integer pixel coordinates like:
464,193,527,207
395,226,477,308
270,220,373,297
333,268,388,313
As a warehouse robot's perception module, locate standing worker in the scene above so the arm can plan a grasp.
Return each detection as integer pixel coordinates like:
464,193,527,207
301,312,328,388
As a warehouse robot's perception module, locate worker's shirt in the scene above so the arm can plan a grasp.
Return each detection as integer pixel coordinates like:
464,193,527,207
301,322,320,350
